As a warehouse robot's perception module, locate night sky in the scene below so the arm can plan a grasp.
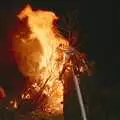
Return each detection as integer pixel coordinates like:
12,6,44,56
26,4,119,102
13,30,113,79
0,0,119,120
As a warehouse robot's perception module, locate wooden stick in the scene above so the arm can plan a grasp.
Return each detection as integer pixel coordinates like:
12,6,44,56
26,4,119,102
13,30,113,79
73,70,87,120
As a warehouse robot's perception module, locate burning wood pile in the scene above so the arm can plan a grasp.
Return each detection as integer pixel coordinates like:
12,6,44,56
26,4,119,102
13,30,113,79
7,4,90,117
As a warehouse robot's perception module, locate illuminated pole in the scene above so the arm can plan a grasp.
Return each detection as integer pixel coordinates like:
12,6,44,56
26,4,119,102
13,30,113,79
61,23,87,119
64,47,88,120
73,70,87,120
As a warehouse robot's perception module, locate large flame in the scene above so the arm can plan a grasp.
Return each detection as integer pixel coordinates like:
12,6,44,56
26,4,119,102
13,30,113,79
12,4,70,115
12,4,88,115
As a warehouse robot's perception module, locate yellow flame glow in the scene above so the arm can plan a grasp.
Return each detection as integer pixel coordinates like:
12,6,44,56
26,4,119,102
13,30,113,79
12,4,71,115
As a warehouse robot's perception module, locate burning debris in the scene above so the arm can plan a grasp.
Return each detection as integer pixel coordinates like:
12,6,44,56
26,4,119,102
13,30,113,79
10,4,90,117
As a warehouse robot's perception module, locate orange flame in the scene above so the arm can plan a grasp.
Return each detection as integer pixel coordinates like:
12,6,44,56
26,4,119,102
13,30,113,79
12,4,71,115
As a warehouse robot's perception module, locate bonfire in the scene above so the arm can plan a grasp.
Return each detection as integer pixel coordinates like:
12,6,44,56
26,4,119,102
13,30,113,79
9,4,89,119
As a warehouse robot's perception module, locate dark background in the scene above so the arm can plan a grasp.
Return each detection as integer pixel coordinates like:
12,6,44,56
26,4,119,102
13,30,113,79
0,0,119,120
